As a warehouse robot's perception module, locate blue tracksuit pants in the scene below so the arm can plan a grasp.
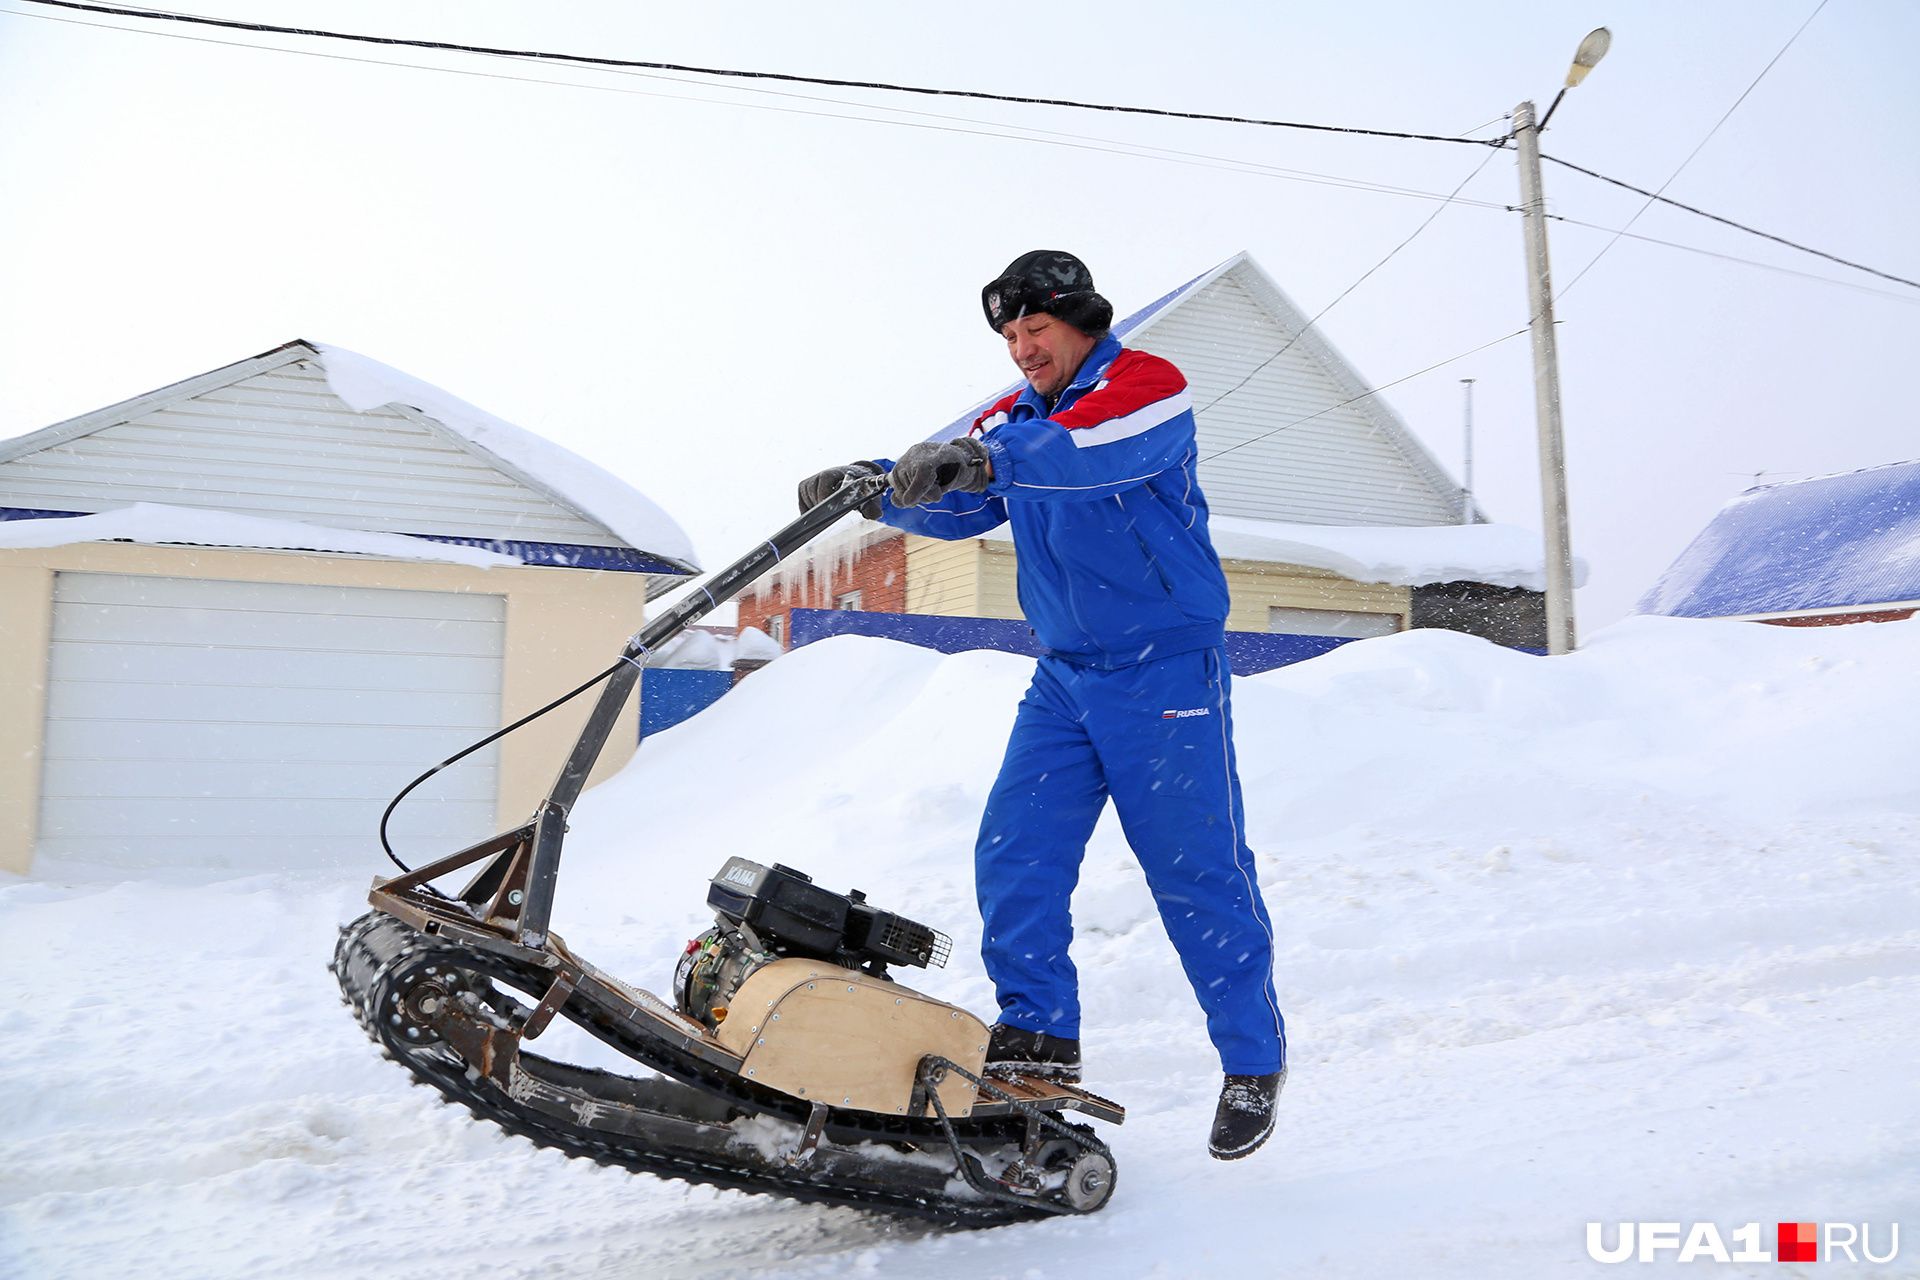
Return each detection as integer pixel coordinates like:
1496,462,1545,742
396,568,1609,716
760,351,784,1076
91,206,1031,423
975,647,1286,1076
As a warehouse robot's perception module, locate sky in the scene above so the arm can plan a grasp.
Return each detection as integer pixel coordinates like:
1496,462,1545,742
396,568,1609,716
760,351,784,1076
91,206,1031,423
2,0,1915,633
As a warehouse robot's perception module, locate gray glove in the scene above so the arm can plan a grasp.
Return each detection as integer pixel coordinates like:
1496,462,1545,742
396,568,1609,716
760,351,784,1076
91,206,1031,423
890,437,992,508
797,460,884,519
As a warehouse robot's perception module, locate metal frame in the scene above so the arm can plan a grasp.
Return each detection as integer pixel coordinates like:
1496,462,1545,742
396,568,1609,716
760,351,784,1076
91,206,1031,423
372,472,893,947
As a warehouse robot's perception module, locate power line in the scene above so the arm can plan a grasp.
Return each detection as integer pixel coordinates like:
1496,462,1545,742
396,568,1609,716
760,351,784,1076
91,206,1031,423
15,0,1915,298
1546,213,1920,305
1555,0,1836,298
13,0,1503,148
1542,151,1919,292
1200,146,1504,417
1199,329,1530,467
0,4,1520,213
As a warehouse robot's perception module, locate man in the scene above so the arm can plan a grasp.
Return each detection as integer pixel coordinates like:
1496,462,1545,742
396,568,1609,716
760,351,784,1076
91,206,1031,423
798,251,1285,1159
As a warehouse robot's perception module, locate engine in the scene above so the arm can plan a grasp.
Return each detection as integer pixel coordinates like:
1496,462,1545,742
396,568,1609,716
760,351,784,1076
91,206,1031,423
673,857,951,1031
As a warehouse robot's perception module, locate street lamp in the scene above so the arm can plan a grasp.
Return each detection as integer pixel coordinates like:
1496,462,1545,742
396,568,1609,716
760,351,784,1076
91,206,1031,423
1540,28,1613,128
1513,28,1610,655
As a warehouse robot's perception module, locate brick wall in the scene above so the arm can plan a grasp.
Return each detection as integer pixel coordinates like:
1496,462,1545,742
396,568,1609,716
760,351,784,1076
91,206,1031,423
738,527,906,649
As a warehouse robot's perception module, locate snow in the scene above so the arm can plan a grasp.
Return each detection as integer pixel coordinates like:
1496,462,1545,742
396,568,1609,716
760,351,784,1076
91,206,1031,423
0,501,522,568
643,626,782,670
5,615,1918,1278
1636,459,1920,619
314,343,700,570
733,626,783,663
1205,515,1591,590
981,514,1588,589
751,518,900,607
646,628,729,670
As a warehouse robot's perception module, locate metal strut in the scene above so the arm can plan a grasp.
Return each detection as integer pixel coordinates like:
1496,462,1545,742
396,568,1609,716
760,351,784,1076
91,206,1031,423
390,472,893,945
918,1056,1113,1215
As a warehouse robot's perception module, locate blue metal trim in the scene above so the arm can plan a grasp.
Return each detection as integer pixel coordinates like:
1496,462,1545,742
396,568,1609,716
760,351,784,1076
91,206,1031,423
401,534,691,575
787,607,1364,676
0,507,692,575
0,506,89,521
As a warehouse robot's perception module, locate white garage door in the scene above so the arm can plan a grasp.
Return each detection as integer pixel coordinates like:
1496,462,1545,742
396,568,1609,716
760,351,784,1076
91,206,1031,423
38,572,505,871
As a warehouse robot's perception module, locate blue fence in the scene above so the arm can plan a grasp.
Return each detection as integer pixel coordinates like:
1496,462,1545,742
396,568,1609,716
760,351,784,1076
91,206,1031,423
787,609,1355,676
642,613,1362,739
640,668,734,740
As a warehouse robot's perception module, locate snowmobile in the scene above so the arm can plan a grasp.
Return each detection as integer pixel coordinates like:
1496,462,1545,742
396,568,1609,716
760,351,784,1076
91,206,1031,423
332,472,1122,1226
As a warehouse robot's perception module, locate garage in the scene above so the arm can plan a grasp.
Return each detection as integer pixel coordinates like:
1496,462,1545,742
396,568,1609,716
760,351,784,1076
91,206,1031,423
36,572,505,869
1,340,701,876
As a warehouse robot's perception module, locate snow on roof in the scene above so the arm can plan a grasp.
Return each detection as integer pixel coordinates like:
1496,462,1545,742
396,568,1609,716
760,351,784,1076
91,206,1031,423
315,344,699,570
738,517,900,604
0,502,522,567
643,625,784,670
1637,459,1920,618
733,625,783,662
978,513,1580,590
1208,517,1584,589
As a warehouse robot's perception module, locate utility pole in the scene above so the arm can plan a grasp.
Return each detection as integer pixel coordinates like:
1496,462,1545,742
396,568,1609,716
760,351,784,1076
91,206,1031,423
1459,378,1476,525
1513,99,1577,655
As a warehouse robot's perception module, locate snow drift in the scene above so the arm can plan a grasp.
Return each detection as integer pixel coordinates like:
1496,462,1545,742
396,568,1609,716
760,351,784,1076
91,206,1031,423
3,615,1917,1279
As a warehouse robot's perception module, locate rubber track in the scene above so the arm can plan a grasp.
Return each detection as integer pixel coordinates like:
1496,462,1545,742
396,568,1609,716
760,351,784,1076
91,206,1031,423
331,912,1049,1227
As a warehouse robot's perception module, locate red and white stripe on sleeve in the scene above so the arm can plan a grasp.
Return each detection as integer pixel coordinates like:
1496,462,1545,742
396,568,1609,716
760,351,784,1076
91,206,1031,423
1048,350,1191,449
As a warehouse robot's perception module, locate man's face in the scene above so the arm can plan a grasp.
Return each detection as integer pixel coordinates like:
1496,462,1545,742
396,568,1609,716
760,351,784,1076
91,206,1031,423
1002,312,1097,400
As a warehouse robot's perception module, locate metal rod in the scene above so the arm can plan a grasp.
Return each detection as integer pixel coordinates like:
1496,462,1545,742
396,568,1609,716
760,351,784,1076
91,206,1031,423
1536,86,1570,131
1513,100,1577,655
1460,377,1476,525
514,472,891,945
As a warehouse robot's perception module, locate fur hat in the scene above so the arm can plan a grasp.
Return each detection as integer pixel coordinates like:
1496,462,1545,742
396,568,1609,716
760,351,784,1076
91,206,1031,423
982,250,1114,337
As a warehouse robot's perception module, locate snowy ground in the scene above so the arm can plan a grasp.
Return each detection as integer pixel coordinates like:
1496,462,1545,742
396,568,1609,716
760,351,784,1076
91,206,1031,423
4,616,1918,1278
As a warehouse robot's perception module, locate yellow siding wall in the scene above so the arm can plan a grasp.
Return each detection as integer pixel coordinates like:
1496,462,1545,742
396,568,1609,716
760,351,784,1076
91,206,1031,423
0,542,651,875
977,544,1024,620
1219,558,1409,632
0,563,54,877
900,540,1408,633
903,536,983,616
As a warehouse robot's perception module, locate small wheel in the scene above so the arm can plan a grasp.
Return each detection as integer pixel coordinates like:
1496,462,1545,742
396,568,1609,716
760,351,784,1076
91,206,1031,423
1055,1147,1115,1213
387,965,470,1046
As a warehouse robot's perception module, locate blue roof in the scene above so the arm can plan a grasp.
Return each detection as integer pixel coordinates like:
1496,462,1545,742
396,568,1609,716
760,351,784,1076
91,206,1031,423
923,265,1216,443
1637,460,1920,617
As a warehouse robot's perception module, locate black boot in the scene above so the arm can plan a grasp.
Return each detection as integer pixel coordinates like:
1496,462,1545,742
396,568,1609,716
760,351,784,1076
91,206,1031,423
984,1024,1082,1083
1208,1069,1284,1160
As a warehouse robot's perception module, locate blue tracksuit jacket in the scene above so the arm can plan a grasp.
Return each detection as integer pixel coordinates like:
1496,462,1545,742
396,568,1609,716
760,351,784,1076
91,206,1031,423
879,335,1230,669
877,335,1285,1077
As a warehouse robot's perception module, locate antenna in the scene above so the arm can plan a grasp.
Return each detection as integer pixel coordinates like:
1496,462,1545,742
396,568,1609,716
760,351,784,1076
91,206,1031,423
1460,378,1476,525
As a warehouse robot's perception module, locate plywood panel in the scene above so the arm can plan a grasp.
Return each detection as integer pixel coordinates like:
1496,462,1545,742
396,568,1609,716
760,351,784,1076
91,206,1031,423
718,959,988,1116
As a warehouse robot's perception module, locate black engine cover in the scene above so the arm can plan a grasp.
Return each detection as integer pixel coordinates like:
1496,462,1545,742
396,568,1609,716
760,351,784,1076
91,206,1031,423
707,858,847,954
704,858,948,970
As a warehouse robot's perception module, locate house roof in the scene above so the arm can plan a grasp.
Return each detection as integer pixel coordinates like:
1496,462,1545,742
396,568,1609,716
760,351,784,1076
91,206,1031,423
929,251,1475,528
968,514,1579,589
1637,459,1920,618
0,502,523,568
0,340,698,577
